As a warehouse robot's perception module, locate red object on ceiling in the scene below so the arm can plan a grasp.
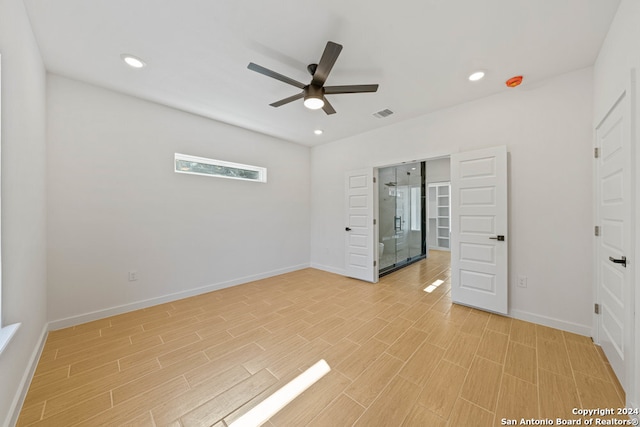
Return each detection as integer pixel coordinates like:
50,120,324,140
506,76,523,87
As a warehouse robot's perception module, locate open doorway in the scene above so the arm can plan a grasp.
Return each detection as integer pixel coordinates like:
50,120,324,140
378,162,426,275
377,157,451,278
366,147,507,313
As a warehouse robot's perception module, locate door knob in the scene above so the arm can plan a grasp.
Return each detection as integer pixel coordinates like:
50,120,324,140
345,227,352,231
489,235,505,241
609,256,627,267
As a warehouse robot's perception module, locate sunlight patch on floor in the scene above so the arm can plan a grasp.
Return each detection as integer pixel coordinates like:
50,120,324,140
424,279,444,293
230,359,331,427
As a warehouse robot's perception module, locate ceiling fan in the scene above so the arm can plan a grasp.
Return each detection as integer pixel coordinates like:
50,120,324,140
247,41,379,115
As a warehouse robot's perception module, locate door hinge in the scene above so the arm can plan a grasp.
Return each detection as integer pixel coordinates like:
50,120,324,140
595,226,600,236
373,177,377,183
373,260,377,267
594,147,599,158
373,218,377,225
594,303,600,314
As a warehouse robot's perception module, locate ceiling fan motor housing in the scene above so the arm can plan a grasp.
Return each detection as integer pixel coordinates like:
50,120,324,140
305,84,324,99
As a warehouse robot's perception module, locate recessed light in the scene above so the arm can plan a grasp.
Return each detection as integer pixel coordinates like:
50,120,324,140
121,54,146,69
468,71,485,81
314,129,323,135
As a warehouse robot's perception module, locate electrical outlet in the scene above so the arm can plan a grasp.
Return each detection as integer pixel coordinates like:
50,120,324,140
518,275,527,288
128,271,138,282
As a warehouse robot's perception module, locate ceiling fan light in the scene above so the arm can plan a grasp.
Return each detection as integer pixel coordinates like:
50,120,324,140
303,97,325,110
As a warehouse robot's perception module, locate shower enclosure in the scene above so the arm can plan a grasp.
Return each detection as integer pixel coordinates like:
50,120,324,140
378,162,426,275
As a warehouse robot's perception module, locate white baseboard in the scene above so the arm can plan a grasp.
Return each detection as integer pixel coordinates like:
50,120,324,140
4,323,48,427
48,264,310,331
509,308,592,337
309,263,345,276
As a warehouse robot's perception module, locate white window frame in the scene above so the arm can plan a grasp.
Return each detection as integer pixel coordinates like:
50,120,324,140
174,153,267,183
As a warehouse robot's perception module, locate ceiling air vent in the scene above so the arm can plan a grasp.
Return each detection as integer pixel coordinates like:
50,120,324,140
373,108,394,118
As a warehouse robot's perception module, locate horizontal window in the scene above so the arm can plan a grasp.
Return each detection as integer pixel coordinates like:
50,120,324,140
175,153,267,183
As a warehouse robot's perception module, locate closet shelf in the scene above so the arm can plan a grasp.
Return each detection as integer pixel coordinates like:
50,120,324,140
428,182,451,251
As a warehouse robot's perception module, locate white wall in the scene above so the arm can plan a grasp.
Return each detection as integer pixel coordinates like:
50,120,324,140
593,0,640,411
46,75,311,325
311,67,594,334
0,0,48,425
426,157,450,184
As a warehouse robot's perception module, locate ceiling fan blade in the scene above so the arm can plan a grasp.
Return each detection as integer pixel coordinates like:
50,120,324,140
269,92,304,107
322,97,336,115
311,41,343,87
324,84,379,94
248,62,306,89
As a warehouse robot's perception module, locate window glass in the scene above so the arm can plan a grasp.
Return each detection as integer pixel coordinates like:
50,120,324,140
174,153,266,183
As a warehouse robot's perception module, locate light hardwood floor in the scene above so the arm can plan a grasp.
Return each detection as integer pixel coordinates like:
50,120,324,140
18,251,626,426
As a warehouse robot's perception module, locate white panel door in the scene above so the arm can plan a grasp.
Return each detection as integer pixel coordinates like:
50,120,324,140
345,169,377,282
595,88,632,390
451,146,508,314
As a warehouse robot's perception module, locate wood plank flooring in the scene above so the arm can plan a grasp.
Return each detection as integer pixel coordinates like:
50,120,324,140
17,251,626,426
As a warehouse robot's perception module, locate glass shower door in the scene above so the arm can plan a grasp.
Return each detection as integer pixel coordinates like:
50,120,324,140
408,165,423,260
378,162,426,275
394,170,410,264
378,167,397,271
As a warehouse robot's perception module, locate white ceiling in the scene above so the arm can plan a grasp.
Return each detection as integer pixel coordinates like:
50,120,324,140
23,0,620,147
